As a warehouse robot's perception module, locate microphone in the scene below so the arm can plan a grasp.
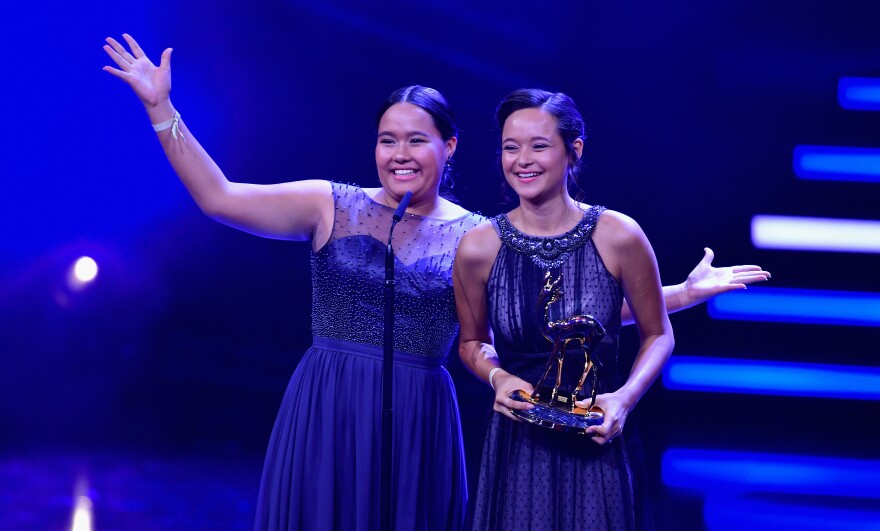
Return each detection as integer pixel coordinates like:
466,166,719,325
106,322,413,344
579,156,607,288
392,191,412,222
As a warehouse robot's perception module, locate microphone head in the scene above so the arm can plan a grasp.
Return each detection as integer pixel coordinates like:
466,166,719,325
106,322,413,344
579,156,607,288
392,191,413,221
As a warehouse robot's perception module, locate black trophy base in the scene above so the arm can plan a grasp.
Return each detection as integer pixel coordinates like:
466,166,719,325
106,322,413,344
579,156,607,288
509,389,604,433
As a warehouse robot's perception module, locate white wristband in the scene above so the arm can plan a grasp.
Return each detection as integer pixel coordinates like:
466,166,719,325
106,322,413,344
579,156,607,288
488,367,503,391
152,111,186,142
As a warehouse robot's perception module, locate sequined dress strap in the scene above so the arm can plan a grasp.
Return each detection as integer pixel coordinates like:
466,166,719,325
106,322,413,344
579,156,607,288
493,205,606,270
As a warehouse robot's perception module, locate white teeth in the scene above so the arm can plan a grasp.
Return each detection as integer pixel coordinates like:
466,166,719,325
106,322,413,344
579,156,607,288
394,170,416,175
518,173,539,178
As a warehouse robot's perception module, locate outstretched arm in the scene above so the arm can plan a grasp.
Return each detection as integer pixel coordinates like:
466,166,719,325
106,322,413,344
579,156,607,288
619,247,771,326
102,34,332,246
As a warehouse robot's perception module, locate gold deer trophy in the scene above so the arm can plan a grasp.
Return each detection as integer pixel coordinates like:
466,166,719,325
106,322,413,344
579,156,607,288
509,271,607,433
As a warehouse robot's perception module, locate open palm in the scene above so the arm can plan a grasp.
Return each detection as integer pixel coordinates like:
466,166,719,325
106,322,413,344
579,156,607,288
685,247,771,301
103,34,171,107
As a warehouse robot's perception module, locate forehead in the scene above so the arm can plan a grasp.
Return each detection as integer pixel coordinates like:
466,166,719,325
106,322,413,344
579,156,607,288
378,103,441,136
502,107,560,139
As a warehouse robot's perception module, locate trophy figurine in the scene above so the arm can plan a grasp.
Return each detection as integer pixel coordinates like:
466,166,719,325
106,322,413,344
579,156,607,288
509,271,607,433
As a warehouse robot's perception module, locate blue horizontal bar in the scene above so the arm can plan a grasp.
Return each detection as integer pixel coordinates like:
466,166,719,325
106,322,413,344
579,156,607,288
708,287,880,327
794,145,880,182
704,494,880,531
663,448,880,498
839,77,880,111
663,356,880,400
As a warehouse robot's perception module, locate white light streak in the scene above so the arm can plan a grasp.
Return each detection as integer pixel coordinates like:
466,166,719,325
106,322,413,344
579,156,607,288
751,215,880,254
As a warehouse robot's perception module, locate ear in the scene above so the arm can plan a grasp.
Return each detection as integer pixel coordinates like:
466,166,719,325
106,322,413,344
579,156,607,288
572,137,584,160
446,136,458,160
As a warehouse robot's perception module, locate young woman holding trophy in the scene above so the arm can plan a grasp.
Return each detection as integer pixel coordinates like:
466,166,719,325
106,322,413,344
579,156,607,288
455,89,679,529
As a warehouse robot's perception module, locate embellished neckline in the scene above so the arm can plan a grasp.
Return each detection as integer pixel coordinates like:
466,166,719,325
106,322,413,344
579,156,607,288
496,206,604,270
361,187,472,222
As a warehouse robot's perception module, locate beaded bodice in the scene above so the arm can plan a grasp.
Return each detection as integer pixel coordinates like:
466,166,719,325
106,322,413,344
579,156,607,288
310,183,484,358
488,207,625,392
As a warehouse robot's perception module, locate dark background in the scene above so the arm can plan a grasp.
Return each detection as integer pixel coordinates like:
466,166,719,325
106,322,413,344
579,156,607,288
2,1,878,528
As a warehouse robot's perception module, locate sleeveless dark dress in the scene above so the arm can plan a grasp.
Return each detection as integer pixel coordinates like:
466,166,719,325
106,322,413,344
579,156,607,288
471,207,637,531
255,183,484,531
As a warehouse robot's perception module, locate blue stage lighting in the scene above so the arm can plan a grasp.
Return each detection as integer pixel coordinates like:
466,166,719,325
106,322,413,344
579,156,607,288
663,356,880,400
704,494,880,531
662,449,880,498
708,287,880,327
793,145,880,182
752,215,880,254
839,77,880,111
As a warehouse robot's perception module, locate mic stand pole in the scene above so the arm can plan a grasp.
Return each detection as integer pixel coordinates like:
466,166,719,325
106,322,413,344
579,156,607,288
381,191,410,531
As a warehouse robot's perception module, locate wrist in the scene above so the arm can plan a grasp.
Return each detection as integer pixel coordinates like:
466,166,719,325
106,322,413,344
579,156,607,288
676,281,693,310
612,388,638,414
488,367,506,391
145,99,175,124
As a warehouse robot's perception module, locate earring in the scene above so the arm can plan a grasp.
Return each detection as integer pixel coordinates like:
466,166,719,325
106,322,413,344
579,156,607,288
442,159,454,190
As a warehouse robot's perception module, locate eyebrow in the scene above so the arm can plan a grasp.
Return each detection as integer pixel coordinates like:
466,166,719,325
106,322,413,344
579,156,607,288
378,130,432,137
502,136,553,143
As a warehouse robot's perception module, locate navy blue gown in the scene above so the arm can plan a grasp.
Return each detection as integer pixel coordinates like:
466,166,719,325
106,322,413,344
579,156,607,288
255,183,483,530
471,208,638,531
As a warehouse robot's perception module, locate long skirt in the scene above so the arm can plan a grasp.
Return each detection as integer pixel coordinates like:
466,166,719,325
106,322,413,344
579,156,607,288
255,336,467,530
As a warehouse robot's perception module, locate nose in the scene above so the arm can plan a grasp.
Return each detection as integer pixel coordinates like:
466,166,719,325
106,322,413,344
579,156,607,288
393,142,411,162
516,148,533,167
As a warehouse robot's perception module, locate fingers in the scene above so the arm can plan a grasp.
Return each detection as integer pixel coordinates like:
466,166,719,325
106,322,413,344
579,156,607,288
493,403,525,422
159,48,173,70
730,264,762,273
734,273,771,286
494,386,533,422
121,33,146,59
498,391,533,411
105,36,136,64
573,398,595,409
103,44,131,72
102,65,128,80
585,418,619,445
584,427,615,445
701,247,715,265
735,270,770,279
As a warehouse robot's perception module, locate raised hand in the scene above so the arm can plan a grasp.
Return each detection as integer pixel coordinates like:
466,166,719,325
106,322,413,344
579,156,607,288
684,247,771,304
103,34,172,109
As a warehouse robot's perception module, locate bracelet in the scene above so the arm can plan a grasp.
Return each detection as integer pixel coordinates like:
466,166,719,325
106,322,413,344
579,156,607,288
152,111,186,142
488,367,503,391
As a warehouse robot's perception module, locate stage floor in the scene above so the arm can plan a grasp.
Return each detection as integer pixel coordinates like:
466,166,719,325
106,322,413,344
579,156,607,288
0,451,262,530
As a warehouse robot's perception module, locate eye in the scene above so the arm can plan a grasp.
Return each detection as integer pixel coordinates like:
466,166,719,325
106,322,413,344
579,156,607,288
379,138,395,145
533,143,549,150
410,138,427,144
502,145,518,152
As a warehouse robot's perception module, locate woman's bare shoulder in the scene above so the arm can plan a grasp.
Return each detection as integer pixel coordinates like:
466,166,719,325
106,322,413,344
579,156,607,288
457,220,501,263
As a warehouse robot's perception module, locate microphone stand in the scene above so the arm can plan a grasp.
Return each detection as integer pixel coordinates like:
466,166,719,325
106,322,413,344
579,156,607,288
381,191,411,531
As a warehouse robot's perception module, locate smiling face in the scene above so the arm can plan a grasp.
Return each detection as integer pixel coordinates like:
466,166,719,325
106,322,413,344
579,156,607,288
501,107,583,204
375,103,456,205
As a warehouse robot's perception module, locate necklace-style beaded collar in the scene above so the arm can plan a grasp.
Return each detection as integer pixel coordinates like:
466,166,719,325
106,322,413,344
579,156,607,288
495,205,605,270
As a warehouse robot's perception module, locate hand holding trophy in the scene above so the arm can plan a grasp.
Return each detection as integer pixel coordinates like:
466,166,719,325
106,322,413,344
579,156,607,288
509,271,607,433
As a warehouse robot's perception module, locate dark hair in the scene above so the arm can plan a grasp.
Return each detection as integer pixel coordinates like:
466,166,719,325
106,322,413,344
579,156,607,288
495,88,587,199
376,85,459,194
376,86,459,141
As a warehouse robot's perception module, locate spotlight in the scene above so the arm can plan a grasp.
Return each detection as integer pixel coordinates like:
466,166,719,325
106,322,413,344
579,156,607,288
73,257,98,283
66,256,99,291
70,494,93,531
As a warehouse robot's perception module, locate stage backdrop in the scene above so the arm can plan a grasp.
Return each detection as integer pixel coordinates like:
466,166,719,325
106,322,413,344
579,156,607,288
2,1,878,529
